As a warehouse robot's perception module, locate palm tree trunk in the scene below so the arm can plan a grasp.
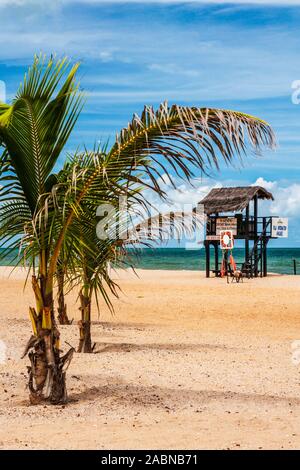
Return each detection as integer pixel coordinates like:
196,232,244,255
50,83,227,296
57,265,71,325
26,274,74,404
77,290,93,353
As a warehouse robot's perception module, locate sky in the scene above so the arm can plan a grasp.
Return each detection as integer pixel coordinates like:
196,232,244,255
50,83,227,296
0,1,300,246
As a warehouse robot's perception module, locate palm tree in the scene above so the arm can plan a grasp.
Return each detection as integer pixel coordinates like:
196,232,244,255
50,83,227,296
0,55,275,404
0,55,83,403
60,208,124,354
54,152,137,353
64,189,197,354
76,238,125,353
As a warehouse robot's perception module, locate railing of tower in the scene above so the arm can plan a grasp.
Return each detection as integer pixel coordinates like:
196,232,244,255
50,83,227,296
206,215,273,238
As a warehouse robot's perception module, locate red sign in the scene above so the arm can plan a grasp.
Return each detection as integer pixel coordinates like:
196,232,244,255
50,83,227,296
220,230,234,250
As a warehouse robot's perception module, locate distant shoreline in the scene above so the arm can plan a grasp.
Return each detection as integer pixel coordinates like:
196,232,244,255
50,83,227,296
0,266,297,282
0,247,299,275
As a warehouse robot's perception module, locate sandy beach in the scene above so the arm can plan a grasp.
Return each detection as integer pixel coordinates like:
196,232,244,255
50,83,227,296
0,267,300,450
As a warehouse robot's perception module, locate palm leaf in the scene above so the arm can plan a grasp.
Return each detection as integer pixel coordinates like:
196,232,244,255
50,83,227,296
46,102,275,279
0,55,84,213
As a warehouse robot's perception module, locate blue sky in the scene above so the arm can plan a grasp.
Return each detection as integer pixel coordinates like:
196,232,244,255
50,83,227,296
0,0,300,246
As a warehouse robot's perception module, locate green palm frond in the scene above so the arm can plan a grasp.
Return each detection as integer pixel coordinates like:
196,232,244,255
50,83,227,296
0,56,84,269
125,209,204,245
0,55,84,213
109,103,276,186
45,102,275,279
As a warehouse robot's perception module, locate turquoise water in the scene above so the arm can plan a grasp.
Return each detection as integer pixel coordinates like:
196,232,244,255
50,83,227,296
127,247,300,275
1,248,299,275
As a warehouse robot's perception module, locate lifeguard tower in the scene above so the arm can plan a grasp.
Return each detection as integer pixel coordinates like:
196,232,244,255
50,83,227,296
199,186,285,278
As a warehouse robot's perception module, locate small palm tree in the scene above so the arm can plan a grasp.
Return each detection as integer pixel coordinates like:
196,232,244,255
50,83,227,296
60,168,198,354
0,56,83,403
0,56,275,404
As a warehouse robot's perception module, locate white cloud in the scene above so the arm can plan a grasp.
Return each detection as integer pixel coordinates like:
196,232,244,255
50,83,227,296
0,0,299,104
89,88,215,102
0,0,57,6
0,0,28,4
148,63,199,78
145,175,300,221
59,0,300,5
254,176,277,192
54,1,300,5
2,0,300,6
99,51,114,62
143,174,220,214
254,177,300,217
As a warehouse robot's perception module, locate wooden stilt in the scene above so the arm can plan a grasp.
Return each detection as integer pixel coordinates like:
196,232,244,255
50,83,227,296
205,241,210,278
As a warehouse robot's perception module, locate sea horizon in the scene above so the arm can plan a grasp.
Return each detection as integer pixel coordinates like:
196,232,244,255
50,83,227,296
123,247,300,275
2,247,299,275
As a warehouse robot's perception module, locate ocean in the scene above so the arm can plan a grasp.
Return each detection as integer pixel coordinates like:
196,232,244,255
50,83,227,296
1,248,299,275
126,247,300,275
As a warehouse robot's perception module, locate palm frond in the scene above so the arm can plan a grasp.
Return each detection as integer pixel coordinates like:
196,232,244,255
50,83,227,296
0,55,84,213
125,209,204,245
46,102,275,278
109,103,276,186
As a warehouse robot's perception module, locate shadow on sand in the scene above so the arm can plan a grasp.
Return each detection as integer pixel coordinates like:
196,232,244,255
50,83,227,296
93,341,238,354
91,321,155,330
69,381,300,410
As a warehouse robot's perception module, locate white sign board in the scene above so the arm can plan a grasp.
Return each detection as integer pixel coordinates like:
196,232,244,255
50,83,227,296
271,217,288,238
216,217,237,236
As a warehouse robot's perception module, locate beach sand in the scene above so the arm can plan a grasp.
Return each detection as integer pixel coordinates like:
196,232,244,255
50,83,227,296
0,266,300,450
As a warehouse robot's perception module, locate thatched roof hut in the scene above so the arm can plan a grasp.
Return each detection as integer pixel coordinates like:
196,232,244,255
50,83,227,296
199,186,274,215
